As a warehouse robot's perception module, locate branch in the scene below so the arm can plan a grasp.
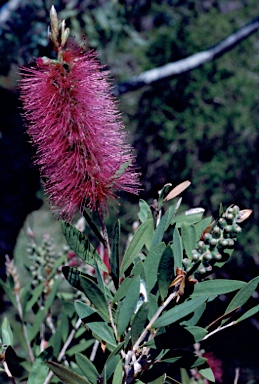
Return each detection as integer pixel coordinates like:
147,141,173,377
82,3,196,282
132,291,178,352
0,0,24,28
43,317,81,384
115,17,259,95
202,321,237,341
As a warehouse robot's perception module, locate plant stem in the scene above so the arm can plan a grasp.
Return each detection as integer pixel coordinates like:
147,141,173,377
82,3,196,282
15,292,35,363
108,300,118,340
234,367,240,384
90,340,99,362
3,361,16,384
44,317,81,384
202,321,236,341
132,291,178,352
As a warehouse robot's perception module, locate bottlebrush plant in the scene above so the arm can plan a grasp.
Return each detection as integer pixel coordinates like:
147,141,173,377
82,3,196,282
1,6,259,384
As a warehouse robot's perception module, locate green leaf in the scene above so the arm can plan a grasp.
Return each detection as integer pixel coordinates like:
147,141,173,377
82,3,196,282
110,220,120,288
236,304,259,323
28,347,53,384
79,275,109,319
120,219,154,276
85,322,116,347
48,326,62,357
82,210,106,245
223,276,259,324
95,260,106,298
112,277,132,303
199,367,215,382
112,360,123,384
28,280,61,341
157,183,174,209
0,280,17,308
117,276,141,337
144,242,166,292
184,326,207,341
158,246,174,301
149,375,166,384
147,294,158,322
138,199,153,223
46,361,91,384
172,208,205,228
75,300,96,319
151,205,178,248
192,280,246,297
62,267,92,292
181,223,197,260
131,302,149,345
106,342,125,362
114,161,130,177
172,228,183,273
28,309,45,342
180,368,191,384
103,355,120,381
76,353,99,383
44,278,61,310
181,303,206,326
1,317,13,346
66,340,94,356
62,222,107,271
24,283,44,314
194,217,213,242
154,295,208,328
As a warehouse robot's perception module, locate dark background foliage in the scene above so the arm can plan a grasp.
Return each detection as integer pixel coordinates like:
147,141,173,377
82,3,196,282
1,0,259,382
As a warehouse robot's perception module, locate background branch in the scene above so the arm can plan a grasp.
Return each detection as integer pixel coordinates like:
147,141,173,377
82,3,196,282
116,16,259,95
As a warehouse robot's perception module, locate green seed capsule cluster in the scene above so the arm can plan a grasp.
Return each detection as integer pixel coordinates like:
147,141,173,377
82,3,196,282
27,234,60,293
184,205,242,277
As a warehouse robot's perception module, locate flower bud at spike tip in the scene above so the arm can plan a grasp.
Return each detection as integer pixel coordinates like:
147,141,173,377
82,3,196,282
20,7,140,221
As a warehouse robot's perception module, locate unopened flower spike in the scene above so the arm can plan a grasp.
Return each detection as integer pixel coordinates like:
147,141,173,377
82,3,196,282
20,7,140,222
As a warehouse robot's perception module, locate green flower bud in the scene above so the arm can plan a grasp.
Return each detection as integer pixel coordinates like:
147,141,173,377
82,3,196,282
209,238,218,247
215,253,222,260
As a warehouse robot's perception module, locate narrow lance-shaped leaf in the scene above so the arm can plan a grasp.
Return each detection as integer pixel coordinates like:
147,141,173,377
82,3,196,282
236,304,259,323
103,355,120,382
131,302,149,345
192,280,246,297
75,353,99,383
62,222,107,272
172,208,205,228
154,294,208,328
83,209,106,245
110,220,120,288
120,219,153,276
62,266,90,291
181,223,197,260
223,276,259,324
138,199,153,223
158,246,174,301
144,242,166,292
74,300,96,320
79,275,109,320
151,204,179,248
117,276,141,338
199,367,215,383
46,361,91,384
28,347,53,384
112,360,123,384
1,317,13,346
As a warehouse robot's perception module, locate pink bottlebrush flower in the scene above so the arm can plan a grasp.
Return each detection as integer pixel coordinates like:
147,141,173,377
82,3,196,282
203,352,223,383
20,42,140,221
